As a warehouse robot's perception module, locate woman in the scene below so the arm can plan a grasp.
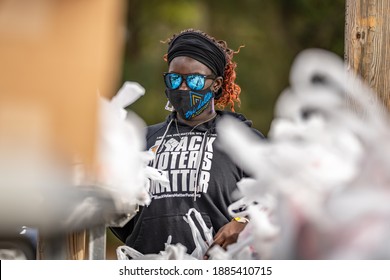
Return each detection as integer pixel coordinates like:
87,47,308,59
112,29,264,256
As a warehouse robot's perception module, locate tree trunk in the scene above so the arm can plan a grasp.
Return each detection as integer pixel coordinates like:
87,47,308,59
345,0,390,109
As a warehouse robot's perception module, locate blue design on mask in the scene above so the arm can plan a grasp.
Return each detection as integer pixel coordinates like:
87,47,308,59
185,91,213,119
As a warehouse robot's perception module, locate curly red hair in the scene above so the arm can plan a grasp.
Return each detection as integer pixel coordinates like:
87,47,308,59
163,29,243,112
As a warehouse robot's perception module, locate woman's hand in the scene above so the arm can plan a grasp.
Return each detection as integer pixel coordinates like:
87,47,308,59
204,219,247,259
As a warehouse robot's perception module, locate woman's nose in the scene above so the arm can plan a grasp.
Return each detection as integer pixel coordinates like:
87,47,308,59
178,79,189,90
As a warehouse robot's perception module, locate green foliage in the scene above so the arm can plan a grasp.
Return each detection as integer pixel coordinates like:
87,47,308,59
120,0,345,135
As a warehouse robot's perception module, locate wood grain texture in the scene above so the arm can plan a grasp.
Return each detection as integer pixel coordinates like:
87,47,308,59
67,231,87,260
345,0,390,109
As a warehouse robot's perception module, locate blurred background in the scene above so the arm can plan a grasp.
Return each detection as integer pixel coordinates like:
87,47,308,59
106,0,346,259
121,0,345,134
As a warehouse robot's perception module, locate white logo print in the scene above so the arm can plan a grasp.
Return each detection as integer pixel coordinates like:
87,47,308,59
150,133,216,199
164,138,180,150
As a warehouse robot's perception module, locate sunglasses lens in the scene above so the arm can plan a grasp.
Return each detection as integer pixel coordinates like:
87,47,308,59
165,73,182,90
164,73,207,90
187,74,205,90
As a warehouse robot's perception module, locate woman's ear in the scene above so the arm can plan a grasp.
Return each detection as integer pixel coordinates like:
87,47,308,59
213,77,223,93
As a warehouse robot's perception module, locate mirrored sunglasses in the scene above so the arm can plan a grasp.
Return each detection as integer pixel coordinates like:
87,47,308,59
163,72,216,91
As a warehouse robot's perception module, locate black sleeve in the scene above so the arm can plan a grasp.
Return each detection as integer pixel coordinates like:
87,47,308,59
109,218,135,244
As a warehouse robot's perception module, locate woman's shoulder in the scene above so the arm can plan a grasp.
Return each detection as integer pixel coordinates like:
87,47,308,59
146,121,167,139
216,110,265,139
146,113,176,139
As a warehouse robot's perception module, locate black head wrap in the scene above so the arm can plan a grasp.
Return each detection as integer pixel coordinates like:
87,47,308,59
167,31,226,98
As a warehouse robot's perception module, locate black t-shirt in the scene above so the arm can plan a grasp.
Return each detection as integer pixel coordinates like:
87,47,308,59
111,110,264,254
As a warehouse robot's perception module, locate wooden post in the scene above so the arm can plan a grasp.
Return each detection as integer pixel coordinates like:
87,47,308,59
345,0,390,109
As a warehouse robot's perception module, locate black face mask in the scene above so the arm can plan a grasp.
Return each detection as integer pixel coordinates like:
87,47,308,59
165,87,214,120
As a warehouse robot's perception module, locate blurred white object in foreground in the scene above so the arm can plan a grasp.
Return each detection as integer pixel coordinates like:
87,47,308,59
110,81,146,120
97,81,170,213
216,49,390,259
97,81,148,208
116,236,196,260
116,208,211,260
0,81,167,234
